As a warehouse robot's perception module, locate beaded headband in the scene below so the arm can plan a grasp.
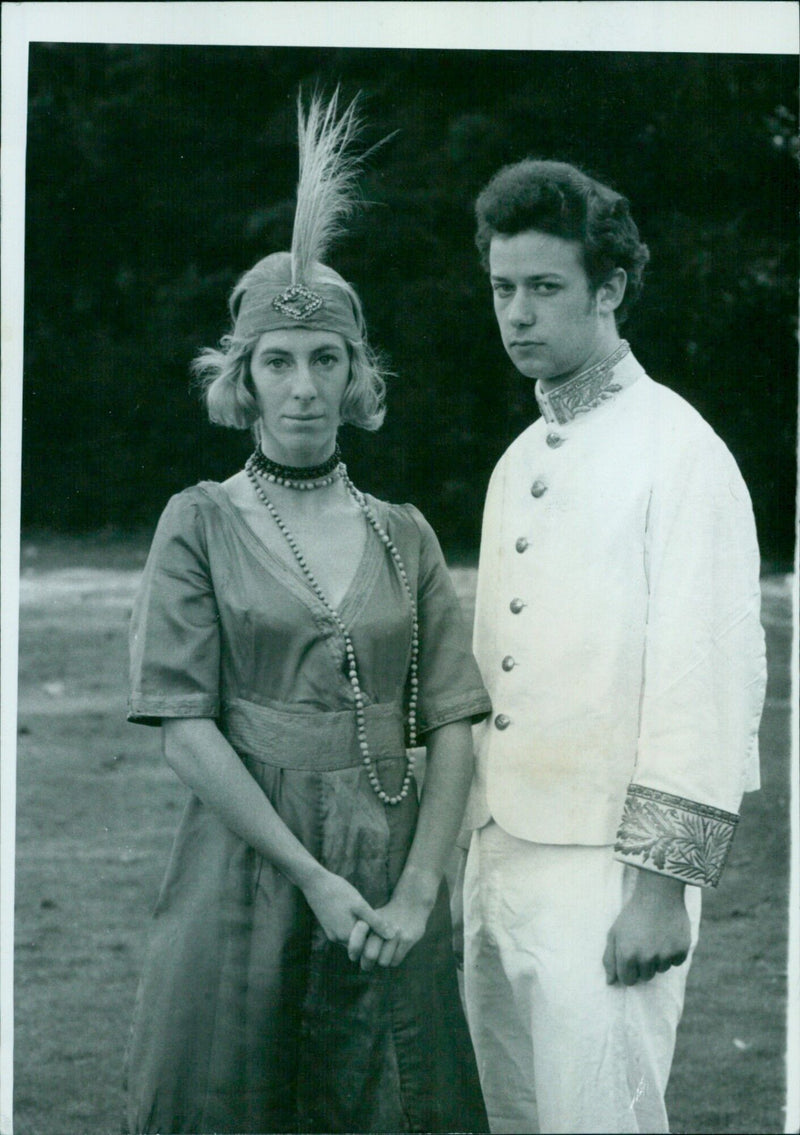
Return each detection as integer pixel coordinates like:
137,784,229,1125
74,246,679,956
232,252,361,341
231,91,367,343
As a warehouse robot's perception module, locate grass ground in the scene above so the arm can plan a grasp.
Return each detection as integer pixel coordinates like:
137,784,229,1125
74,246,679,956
11,535,793,1134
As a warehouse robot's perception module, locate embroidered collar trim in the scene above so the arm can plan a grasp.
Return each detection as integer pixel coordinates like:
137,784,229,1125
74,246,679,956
536,340,632,425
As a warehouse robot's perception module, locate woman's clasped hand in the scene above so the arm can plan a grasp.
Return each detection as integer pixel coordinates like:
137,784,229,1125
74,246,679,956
300,866,396,951
347,870,440,971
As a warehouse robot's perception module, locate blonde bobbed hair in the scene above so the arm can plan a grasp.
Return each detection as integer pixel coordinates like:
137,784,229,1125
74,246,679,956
192,260,387,434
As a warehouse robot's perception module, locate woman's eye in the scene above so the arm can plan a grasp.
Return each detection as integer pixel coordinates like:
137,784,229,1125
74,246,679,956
316,354,339,367
493,284,513,298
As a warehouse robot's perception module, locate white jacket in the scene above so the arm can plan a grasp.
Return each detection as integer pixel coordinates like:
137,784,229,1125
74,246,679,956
465,346,766,887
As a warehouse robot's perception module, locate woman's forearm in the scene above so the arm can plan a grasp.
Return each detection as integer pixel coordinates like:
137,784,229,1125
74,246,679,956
162,718,392,946
161,717,323,891
393,719,475,907
348,719,476,968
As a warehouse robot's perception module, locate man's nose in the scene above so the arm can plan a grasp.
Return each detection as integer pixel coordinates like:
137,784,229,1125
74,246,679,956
508,291,535,327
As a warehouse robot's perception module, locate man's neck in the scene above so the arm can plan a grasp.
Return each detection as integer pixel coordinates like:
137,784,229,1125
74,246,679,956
535,340,637,426
539,332,623,394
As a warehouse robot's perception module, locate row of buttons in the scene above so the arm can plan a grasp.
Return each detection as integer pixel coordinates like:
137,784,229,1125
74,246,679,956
518,434,562,551
496,431,565,729
497,610,522,728
495,642,515,726
516,482,546,554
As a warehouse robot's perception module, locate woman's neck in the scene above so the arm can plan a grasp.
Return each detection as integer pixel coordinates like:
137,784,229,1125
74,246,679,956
257,441,337,469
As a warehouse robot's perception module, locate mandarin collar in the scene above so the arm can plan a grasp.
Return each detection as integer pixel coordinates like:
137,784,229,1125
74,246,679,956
535,341,643,426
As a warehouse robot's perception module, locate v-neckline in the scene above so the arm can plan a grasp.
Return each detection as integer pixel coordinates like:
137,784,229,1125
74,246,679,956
198,481,384,623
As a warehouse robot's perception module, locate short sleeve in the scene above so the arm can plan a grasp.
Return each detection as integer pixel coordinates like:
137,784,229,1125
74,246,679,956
127,491,221,725
403,505,492,736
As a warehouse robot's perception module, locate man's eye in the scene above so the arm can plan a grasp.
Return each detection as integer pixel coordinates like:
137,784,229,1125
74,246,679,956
493,284,513,297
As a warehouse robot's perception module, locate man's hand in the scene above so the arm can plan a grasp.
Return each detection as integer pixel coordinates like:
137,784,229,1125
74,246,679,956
603,870,691,986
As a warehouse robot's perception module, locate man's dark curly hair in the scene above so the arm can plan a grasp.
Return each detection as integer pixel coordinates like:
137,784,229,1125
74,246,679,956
475,159,650,323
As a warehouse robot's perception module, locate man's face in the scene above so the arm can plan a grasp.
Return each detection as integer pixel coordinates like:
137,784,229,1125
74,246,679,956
489,229,606,385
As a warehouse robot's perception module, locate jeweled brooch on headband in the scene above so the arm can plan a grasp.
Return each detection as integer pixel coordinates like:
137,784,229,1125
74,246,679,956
271,283,324,320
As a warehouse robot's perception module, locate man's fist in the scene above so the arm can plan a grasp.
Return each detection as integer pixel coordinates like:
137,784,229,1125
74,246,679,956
603,870,691,986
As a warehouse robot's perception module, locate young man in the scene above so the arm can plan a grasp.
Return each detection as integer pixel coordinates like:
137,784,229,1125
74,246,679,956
461,160,766,1134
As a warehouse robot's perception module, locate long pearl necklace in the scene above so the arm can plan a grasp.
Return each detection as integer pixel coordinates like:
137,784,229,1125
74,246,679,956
244,456,419,805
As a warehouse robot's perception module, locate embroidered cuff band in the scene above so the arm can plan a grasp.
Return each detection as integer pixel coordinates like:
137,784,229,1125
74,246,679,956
614,783,739,888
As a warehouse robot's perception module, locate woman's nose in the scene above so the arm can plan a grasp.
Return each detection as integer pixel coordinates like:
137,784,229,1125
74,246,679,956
291,363,317,399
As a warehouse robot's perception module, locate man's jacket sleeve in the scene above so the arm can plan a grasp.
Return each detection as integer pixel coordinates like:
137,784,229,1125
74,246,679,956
614,436,766,888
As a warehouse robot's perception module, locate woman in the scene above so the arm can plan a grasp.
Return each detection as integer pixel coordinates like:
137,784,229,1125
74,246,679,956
123,92,491,1134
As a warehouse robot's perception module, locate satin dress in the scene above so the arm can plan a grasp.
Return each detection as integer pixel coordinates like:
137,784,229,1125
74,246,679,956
124,482,491,1134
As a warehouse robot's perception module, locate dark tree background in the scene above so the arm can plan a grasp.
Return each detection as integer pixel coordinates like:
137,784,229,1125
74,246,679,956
23,45,798,564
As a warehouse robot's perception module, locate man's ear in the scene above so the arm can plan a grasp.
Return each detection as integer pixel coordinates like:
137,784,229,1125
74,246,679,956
597,268,627,315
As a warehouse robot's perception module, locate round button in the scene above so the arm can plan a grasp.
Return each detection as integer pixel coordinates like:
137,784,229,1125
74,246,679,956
515,537,529,553
546,432,563,448
530,479,547,498
494,713,511,730
509,598,525,614
501,655,516,671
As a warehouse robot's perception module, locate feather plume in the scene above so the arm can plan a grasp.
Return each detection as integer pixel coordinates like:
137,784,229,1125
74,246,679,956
291,88,365,285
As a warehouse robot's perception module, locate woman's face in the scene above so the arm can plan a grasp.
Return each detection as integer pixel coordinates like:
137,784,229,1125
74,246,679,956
249,328,350,464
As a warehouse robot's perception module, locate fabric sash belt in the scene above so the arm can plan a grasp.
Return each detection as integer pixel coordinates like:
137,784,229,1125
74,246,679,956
221,696,406,770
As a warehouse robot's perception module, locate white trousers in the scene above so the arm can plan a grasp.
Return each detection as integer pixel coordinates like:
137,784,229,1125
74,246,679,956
463,822,702,1135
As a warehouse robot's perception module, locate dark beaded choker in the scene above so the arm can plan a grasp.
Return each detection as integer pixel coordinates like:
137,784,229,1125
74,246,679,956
249,445,341,483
